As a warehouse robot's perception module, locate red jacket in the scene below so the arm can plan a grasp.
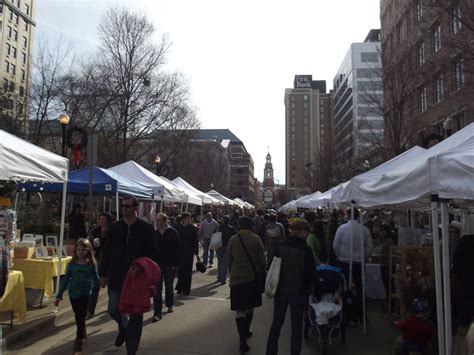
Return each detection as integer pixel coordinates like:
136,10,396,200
119,257,161,315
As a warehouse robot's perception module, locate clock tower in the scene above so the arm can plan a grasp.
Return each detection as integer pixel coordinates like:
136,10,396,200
263,152,274,188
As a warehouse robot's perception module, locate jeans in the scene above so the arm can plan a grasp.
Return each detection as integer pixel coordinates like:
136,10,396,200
70,296,89,339
88,279,100,315
108,288,143,352
266,293,307,355
154,266,177,316
202,239,214,265
216,247,228,282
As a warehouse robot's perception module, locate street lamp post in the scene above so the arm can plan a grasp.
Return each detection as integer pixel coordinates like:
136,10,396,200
59,114,70,157
155,155,161,175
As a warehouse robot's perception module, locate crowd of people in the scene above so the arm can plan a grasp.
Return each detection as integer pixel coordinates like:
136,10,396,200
56,199,474,355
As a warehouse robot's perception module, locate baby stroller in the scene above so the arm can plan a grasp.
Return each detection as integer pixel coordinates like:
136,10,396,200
304,264,346,355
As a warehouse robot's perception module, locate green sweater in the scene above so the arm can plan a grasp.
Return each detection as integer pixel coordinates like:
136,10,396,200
56,262,99,299
227,230,266,287
307,233,321,265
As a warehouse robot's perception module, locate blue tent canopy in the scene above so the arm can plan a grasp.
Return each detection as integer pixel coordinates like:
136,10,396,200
18,166,153,199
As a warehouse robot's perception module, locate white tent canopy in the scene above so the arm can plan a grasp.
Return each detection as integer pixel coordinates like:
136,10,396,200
358,123,474,207
163,176,202,205
207,190,237,205
109,161,183,202
279,200,297,213
0,130,69,298
0,130,68,182
233,198,247,208
295,191,321,208
172,177,222,205
332,146,427,204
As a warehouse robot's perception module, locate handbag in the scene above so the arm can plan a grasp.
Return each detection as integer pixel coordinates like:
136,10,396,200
195,256,207,273
237,234,265,293
210,230,223,250
265,256,282,298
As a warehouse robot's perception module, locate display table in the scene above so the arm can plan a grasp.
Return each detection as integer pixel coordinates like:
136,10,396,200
365,263,386,300
0,270,27,325
12,257,72,298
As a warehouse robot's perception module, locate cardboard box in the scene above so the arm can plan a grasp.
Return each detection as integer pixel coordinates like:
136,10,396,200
14,247,35,259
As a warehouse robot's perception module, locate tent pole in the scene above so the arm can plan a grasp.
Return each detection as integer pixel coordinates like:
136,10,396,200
13,191,19,211
440,201,452,355
431,198,446,355
349,203,354,288
186,203,189,212
115,192,119,221
360,210,367,336
160,198,164,213
56,176,68,297
103,196,106,212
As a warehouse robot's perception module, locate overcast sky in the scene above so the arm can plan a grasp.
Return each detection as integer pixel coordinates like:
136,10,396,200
35,0,381,184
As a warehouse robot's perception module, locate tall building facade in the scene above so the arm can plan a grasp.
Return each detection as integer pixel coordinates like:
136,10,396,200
332,29,383,180
284,75,333,190
0,0,35,125
380,0,473,154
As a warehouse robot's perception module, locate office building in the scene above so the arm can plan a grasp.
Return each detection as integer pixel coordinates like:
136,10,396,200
0,0,35,125
284,75,333,190
380,0,473,152
332,29,383,179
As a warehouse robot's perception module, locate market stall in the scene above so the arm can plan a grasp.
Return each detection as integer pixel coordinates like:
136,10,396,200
0,129,69,313
172,177,222,206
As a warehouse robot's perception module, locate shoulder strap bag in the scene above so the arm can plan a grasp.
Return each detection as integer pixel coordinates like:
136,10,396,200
237,234,264,293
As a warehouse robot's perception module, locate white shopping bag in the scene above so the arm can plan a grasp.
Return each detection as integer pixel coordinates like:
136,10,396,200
210,232,223,250
265,257,282,298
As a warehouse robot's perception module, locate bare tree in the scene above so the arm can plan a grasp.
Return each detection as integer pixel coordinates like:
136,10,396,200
55,7,199,167
29,36,75,147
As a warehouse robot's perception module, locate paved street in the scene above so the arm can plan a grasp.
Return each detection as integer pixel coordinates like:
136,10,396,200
7,266,398,355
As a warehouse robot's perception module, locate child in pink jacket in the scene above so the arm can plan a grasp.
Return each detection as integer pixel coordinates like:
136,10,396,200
119,257,161,315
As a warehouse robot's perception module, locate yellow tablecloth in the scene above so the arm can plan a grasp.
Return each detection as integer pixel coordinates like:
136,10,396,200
0,270,27,323
12,257,72,297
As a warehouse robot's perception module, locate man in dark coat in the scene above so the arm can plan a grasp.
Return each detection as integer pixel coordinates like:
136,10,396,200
175,212,199,295
99,196,158,355
153,213,181,321
266,219,315,355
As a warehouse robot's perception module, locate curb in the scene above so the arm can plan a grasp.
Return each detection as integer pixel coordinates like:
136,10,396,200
4,293,108,349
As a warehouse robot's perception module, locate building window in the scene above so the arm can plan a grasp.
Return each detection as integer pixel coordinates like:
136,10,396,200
432,24,441,53
291,102,295,108
21,69,25,81
4,61,10,73
3,79,8,91
6,44,11,56
304,95,308,101
416,0,423,22
303,102,308,108
453,58,465,90
434,75,444,103
22,52,26,64
19,85,24,97
24,21,28,31
452,3,462,34
419,86,427,113
9,81,15,92
453,112,466,130
10,63,16,75
13,29,18,41
291,95,295,101
22,36,27,48
418,42,425,67
12,46,17,58
25,3,30,15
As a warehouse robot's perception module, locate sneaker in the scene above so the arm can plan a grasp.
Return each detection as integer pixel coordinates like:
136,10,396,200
168,307,174,313
152,315,162,322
